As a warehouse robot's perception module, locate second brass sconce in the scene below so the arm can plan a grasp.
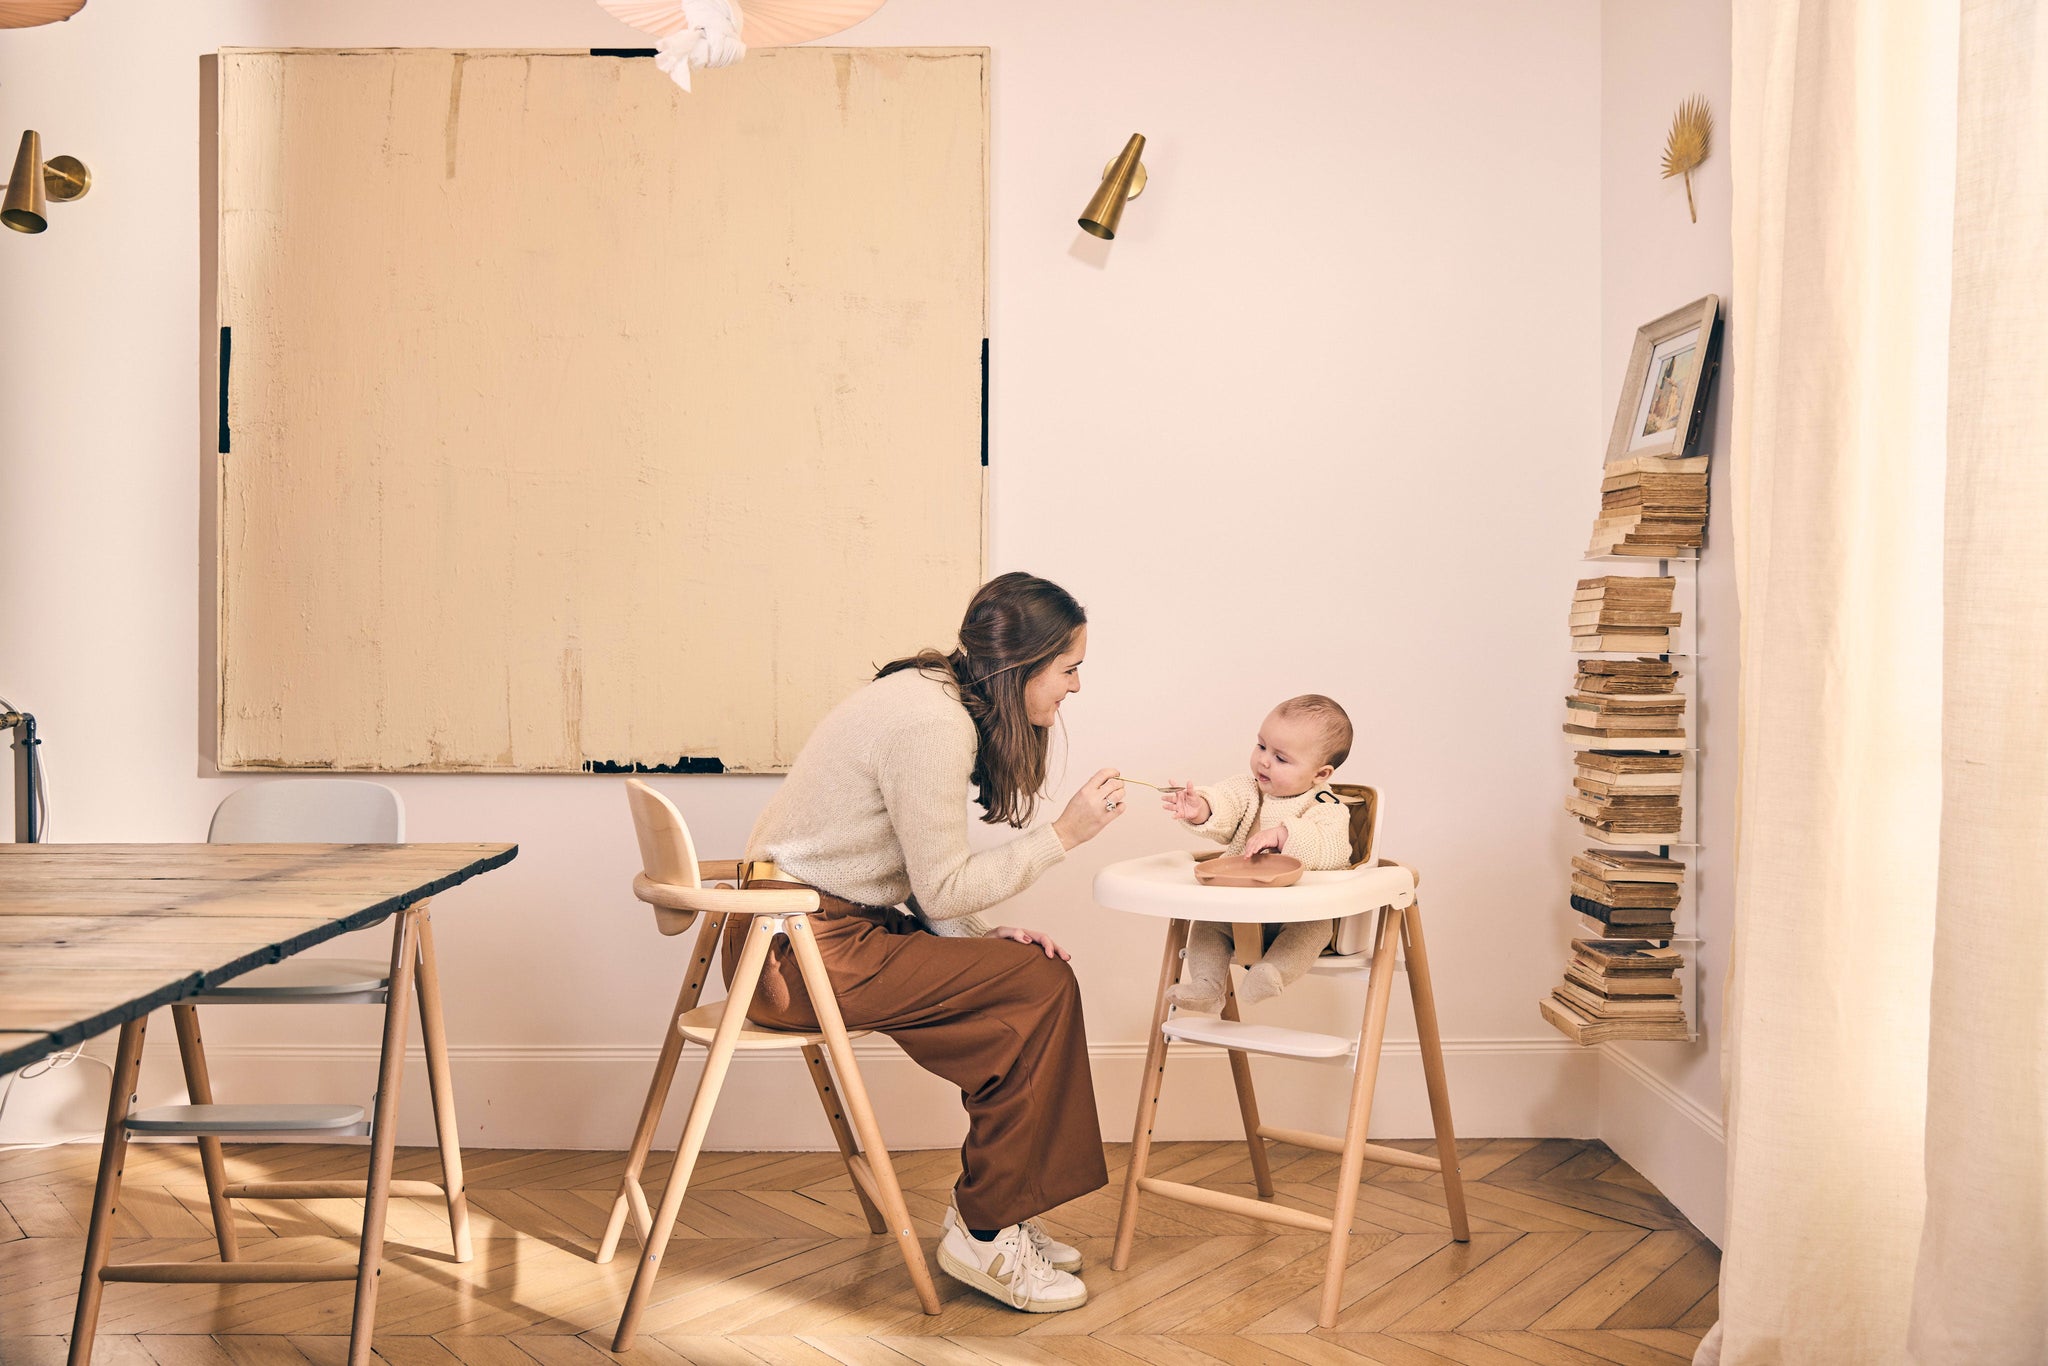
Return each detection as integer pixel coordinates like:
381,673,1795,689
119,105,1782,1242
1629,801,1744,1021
4,130,92,234
1079,133,1147,240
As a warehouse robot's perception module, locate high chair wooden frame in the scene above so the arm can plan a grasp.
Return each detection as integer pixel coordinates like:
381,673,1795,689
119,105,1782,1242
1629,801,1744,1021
602,780,939,1351
1107,785,1470,1330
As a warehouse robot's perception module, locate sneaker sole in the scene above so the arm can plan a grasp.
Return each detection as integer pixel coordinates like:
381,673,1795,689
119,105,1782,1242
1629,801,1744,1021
937,1245,1088,1313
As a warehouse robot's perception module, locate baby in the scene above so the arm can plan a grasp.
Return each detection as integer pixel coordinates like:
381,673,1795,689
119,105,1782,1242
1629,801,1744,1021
1162,694,1356,1013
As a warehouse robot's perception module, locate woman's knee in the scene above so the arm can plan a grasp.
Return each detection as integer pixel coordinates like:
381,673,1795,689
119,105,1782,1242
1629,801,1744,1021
1013,946,1082,1005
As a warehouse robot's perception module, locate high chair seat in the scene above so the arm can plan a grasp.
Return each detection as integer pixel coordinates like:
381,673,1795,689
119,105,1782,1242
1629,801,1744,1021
677,998,874,1050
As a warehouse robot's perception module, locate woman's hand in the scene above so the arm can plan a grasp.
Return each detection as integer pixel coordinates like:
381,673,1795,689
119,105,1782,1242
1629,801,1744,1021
1244,824,1288,857
1163,780,1210,824
987,924,1071,960
1053,767,1127,849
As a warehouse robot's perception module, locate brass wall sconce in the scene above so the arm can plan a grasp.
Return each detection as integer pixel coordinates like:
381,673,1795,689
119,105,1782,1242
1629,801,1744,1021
1078,133,1147,240
4,130,92,234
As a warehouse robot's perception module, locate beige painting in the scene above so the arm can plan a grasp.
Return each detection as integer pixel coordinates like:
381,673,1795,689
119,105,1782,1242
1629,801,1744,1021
216,47,988,773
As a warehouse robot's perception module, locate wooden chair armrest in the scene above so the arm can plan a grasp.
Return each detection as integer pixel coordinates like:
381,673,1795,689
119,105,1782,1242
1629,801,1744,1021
698,859,742,882
633,873,819,917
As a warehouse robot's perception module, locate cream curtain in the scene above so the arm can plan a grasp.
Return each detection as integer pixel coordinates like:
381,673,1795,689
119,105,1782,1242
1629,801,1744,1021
1711,2,2048,1363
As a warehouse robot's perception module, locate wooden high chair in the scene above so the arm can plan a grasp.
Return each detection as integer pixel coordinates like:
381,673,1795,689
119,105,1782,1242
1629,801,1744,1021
1096,784,1469,1330
600,779,940,1351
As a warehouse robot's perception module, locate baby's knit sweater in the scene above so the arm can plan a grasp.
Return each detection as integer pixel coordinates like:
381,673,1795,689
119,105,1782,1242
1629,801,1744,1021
1188,773,1354,869
745,668,1066,936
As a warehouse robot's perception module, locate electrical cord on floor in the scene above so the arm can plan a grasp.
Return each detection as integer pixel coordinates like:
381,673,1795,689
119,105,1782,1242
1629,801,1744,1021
0,1045,111,1150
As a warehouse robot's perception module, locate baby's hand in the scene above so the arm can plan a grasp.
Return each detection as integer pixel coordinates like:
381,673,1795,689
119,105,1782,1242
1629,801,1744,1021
1163,781,1210,824
1245,825,1288,857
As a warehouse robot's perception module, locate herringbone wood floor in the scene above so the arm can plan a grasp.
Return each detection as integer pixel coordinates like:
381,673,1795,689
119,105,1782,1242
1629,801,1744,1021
0,1137,1716,1365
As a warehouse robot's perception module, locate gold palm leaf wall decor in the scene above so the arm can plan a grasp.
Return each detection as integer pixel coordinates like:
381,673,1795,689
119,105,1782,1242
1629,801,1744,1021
1661,94,1713,223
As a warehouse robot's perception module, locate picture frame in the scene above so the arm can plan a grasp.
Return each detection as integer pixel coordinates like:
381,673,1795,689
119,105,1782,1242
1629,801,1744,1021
1606,295,1723,464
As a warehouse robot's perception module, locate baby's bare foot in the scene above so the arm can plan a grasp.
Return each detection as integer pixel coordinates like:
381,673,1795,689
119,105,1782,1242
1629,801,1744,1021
1237,963,1285,1006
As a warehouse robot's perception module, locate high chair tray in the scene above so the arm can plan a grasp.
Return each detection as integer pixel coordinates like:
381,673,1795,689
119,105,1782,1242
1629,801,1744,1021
1094,852,1415,924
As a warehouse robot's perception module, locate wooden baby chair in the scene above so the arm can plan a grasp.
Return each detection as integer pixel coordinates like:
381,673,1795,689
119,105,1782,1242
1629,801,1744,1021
602,779,939,1351
1100,783,1470,1330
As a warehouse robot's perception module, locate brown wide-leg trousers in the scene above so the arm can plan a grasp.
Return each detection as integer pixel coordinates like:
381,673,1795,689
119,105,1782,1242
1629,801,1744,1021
726,898,1108,1230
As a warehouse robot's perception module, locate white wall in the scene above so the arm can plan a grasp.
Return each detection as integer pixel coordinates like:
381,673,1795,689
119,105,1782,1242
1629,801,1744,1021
0,1,1610,1170
1595,0,1733,1246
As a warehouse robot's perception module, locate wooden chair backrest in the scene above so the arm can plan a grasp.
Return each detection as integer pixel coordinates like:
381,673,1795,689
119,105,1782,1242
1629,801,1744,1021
625,779,701,934
1331,783,1379,868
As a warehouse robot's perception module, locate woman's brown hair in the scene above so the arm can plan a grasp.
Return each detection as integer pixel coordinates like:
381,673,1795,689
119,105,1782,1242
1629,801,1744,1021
876,572,1087,828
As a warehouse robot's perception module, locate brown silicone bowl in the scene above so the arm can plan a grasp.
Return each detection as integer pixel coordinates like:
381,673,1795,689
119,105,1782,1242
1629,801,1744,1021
1192,853,1305,888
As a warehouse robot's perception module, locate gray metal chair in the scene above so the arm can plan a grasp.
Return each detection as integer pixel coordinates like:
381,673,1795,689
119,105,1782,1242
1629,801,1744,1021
145,779,473,1264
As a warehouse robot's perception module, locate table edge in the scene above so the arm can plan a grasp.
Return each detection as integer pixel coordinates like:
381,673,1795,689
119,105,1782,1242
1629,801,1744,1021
0,843,519,1077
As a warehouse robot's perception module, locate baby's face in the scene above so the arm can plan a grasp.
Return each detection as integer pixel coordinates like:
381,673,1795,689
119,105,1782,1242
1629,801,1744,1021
1248,709,1331,799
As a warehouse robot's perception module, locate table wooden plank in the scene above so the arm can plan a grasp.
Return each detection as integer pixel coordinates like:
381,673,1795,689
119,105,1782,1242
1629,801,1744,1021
0,842,516,1075
0,915,337,945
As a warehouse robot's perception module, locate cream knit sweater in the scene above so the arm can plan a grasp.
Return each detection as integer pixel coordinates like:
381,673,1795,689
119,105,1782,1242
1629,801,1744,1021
744,668,1067,936
1188,773,1354,869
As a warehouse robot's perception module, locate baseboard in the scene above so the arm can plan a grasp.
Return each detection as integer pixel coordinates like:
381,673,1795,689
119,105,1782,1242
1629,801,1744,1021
7,1036,1599,1155
1598,1044,1725,1246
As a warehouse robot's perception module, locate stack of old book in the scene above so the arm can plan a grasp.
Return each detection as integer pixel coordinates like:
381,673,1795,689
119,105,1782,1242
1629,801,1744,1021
1571,576,1679,653
1568,848,1682,936
1564,666,1686,746
1588,455,1708,557
1568,754,1684,843
1541,937,1688,1043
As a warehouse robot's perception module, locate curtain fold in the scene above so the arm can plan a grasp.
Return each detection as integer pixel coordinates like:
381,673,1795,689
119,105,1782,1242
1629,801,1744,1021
1716,1,2048,1361
1909,3,2048,1360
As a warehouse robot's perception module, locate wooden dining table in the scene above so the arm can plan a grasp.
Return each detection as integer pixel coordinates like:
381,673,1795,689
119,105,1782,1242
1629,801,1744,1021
0,841,517,1365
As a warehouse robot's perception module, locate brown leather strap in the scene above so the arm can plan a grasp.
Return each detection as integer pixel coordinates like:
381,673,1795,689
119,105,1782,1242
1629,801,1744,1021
743,877,867,918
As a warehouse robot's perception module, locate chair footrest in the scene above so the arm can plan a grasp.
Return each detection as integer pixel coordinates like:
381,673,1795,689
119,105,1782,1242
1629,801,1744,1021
1161,1015,1352,1060
193,958,391,1002
126,1103,368,1136
226,1179,444,1200
1136,1177,1335,1233
101,1260,357,1284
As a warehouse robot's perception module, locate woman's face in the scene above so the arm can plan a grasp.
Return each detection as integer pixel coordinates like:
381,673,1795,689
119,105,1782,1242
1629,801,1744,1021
1023,626,1087,728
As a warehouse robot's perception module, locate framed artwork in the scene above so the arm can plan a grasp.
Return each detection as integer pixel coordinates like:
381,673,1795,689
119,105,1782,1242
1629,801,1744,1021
1606,295,1723,463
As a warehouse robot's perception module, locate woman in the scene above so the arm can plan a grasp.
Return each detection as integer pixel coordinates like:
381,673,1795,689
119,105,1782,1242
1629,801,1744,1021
731,572,1126,1312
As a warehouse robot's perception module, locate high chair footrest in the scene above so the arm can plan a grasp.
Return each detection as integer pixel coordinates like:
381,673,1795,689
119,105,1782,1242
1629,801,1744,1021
1161,1016,1352,1060
1307,952,1405,978
126,1103,369,1136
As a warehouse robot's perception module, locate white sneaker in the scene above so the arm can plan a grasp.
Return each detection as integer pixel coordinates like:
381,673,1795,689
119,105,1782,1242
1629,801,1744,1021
937,1219,1088,1312
943,1199,1084,1272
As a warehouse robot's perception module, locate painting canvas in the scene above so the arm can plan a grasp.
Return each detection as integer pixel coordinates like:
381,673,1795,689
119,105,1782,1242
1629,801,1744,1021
215,47,989,773
1629,329,1703,449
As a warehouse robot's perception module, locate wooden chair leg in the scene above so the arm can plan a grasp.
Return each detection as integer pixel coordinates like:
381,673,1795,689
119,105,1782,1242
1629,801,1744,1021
803,1043,888,1234
784,914,941,1316
1317,907,1402,1330
412,908,473,1263
1220,978,1274,1199
68,1015,148,1366
347,907,422,1366
1401,902,1469,1241
598,911,728,1264
613,914,776,1351
169,1003,238,1262
1113,917,1192,1271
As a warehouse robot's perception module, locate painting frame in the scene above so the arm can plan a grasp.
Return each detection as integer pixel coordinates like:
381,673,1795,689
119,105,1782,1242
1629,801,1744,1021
1606,295,1723,464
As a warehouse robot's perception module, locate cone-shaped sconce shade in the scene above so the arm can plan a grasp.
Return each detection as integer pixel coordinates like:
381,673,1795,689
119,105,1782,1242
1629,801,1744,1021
1079,133,1147,240
4,130,46,233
